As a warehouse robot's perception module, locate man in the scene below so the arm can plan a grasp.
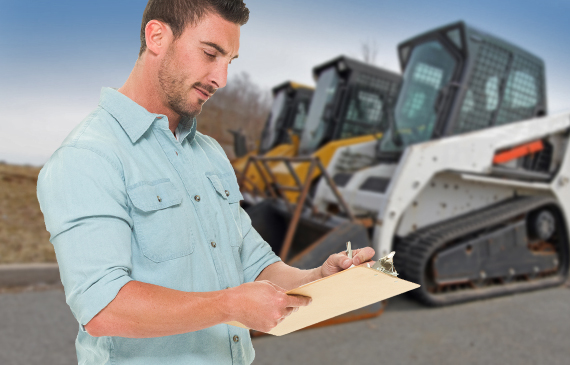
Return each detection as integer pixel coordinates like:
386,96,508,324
37,1,375,364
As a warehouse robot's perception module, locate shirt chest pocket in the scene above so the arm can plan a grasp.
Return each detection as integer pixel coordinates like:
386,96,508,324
127,179,195,263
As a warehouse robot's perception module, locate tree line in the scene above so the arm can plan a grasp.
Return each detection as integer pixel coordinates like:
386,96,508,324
197,72,271,158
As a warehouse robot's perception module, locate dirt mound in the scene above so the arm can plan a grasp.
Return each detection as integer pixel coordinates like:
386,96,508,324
0,163,55,264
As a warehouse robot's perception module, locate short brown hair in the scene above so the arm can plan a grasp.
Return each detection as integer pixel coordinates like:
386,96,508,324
139,0,249,56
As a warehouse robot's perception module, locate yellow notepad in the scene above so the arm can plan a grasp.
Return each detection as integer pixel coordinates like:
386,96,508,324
227,265,420,336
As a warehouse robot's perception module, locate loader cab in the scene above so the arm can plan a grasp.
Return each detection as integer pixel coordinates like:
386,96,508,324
258,82,314,155
378,21,547,157
299,56,401,156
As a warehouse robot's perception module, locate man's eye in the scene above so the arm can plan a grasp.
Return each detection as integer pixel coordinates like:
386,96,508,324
204,51,216,59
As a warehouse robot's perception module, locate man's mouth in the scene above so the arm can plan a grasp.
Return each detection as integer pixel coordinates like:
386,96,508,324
194,87,211,100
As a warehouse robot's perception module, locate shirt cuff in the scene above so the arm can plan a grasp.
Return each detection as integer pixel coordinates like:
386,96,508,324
245,255,282,283
72,270,133,331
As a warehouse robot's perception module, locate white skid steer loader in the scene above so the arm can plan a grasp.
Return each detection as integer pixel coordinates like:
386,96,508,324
312,22,570,305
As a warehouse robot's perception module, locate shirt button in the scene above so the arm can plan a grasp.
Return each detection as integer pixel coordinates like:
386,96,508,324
225,190,230,197
175,151,178,156
233,335,239,343
157,196,162,202
194,195,201,202
211,241,216,248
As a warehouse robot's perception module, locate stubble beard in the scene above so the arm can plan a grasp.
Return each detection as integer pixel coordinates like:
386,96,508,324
158,46,204,120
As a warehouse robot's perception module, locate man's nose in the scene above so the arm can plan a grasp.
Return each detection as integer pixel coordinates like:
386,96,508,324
209,62,228,89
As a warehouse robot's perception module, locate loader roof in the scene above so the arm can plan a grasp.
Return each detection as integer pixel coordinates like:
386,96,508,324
312,55,401,83
397,21,544,71
272,81,314,96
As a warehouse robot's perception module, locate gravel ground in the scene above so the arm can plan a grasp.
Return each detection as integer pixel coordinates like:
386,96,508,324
1,282,569,365
253,285,570,365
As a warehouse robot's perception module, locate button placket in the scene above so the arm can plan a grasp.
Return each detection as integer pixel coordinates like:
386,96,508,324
162,139,234,294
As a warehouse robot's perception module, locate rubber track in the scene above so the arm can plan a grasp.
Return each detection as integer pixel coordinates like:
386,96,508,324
394,195,568,306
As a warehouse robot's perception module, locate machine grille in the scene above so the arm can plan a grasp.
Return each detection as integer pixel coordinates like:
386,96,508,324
455,42,510,134
455,41,545,135
495,55,545,125
332,173,353,187
359,176,391,193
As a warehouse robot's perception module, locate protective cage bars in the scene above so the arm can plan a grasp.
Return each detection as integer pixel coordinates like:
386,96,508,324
236,155,355,259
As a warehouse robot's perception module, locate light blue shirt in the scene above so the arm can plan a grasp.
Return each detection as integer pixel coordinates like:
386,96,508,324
37,87,281,365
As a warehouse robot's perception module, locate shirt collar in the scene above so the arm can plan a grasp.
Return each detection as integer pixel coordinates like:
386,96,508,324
176,116,197,143
98,87,197,144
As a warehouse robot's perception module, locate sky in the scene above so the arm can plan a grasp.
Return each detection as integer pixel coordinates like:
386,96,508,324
1,0,570,165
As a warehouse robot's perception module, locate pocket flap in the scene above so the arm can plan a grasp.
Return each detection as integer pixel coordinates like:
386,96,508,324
127,179,182,212
207,174,226,198
207,173,243,203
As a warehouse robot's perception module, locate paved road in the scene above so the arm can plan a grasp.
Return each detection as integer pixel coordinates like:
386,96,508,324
1,284,569,365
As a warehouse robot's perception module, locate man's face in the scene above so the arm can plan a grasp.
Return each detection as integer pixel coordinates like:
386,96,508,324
158,12,240,119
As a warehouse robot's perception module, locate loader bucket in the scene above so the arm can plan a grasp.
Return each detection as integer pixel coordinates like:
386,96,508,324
247,200,370,262
288,221,371,269
246,200,329,260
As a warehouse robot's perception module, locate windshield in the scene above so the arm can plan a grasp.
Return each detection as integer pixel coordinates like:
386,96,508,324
340,90,384,139
380,40,457,153
298,67,340,155
292,100,309,133
259,89,287,153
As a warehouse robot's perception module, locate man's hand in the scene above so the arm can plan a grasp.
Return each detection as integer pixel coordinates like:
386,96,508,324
320,247,376,278
227,280,311,333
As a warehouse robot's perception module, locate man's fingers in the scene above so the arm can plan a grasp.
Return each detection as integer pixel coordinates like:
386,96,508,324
285,294,312,308
352,247,375,266
329,252,352,269
277,310,294,324
282,307,295,318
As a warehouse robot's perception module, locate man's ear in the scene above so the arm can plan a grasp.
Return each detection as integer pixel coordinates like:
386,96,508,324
145,20,172,56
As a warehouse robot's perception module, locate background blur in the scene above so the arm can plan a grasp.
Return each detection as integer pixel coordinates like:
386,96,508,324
1,1,569,364
2,0,570,165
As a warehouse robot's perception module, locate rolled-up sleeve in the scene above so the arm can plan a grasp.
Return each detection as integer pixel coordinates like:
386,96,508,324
37,146,133,327
237,206,281,283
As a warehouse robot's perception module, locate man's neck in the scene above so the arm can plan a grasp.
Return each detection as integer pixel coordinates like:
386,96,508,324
118,57,181,135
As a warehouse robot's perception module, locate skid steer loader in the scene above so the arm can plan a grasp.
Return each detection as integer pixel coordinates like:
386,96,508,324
241,57,402,328
240,56,402,204
232,81,314,197
311,21,570,306
247,21,569,309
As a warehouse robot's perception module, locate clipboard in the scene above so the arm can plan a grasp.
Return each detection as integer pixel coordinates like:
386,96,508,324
226,264,420,336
